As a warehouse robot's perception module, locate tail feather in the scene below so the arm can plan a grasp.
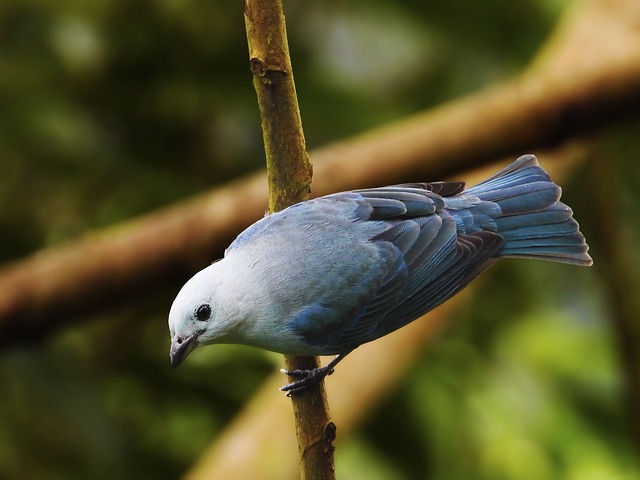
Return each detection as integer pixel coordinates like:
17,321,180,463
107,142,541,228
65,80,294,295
467,155,552,193
500,242,590,264
498,212,578,240
494,203,572,232
467,155,592,266
488,182,560,215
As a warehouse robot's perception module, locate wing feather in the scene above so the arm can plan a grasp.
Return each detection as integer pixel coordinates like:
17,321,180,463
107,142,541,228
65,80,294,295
287,184,503,352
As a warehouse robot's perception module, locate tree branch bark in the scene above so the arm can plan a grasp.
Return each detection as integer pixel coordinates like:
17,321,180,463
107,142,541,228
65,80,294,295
244,0,312,211
244,1,334,479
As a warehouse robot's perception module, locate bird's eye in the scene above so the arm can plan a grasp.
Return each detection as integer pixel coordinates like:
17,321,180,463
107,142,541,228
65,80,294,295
195,304,211,321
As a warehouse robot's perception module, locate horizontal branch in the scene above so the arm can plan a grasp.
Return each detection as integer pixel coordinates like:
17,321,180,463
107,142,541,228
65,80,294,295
0,174,268,346
0,0,639,346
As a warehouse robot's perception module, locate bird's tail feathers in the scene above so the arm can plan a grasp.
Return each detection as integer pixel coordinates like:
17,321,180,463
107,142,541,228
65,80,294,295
466,155,592,266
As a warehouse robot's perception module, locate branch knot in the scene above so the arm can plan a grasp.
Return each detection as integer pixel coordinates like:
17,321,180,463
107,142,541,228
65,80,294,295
250,57,288,84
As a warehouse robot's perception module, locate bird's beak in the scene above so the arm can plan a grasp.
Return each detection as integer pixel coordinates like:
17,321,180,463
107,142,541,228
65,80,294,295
170,333,199,368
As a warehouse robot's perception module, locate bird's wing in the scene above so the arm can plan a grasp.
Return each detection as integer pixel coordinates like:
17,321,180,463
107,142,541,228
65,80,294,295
353,181,466,201
291,185,503,352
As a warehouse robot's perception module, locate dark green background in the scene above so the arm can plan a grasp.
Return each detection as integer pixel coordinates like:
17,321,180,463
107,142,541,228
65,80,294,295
1,0,638,478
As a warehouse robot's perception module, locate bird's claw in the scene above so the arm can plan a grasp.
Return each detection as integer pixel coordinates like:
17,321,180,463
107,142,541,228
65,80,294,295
279,366,334,396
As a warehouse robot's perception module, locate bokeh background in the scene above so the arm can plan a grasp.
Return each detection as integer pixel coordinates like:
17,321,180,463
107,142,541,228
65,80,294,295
1,0,639,478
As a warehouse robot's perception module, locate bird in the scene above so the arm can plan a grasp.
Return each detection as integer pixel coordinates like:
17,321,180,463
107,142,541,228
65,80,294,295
168,154,592,394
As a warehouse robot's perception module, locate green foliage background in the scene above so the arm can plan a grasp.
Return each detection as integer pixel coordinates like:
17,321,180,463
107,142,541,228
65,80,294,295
1,0,638,478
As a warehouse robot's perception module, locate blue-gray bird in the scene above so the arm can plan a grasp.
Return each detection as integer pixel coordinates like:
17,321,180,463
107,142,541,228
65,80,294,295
169,155,592,394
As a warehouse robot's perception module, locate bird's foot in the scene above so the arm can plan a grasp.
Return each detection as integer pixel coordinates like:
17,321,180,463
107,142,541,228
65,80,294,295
279,364,335,396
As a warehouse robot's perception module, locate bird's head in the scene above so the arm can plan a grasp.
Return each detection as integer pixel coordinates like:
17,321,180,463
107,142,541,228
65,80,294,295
168,262,234,367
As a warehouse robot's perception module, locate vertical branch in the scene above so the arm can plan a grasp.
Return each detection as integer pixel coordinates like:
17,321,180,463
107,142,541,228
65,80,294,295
244,1,336,479
244,0,312,211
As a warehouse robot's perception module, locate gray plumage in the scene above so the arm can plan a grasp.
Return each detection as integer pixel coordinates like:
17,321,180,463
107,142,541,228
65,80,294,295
168,155,592,389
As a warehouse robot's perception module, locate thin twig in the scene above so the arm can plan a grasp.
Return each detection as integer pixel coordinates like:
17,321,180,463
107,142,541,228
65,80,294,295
244,1,335,478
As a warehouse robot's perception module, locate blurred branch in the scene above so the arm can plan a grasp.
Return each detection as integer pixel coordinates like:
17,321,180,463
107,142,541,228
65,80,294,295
244,1,334,479
0,0,639,347
589,156,640,452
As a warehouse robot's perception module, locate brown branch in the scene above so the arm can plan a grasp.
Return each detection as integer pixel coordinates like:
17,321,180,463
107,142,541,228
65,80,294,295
308,0,640,190
1,0,639,349
244,1,333,479
244,0,312,211
0,174,268,347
